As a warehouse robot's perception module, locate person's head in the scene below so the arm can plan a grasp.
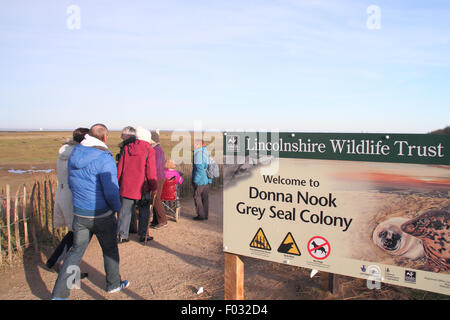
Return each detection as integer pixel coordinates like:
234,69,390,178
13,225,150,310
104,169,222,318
150,130,160,144
194,139,206,150
72,127,89,143
135,126,152,144
121,126,136,141
165,159,176,170
89,123,109,143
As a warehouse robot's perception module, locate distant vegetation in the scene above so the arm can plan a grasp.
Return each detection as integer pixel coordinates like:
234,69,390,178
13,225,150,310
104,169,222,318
429,126,450,134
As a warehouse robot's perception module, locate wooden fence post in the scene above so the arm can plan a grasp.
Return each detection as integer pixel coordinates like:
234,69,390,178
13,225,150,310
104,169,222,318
6,185,12,263
49,179,54,234
30,183,39,253
14,187,21,254
22,185,29,248
44,180,49,235
37,182,42,231
224,253,244,300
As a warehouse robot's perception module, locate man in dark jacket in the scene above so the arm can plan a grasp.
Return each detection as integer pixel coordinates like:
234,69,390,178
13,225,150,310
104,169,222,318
51,124,129,299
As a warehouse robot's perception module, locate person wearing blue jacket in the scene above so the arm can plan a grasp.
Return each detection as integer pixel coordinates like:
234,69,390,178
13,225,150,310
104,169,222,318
51,124,129,299
192,139,212,221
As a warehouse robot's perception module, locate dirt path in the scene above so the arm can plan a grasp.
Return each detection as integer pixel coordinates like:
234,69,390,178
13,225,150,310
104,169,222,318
0,190,309,300
0,189,445,300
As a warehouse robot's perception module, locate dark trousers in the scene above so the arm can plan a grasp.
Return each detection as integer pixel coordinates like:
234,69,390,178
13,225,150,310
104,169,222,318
152,179,167,225
193,184,209,219
51,214,121,299
138,200,151,238
46,231,74,268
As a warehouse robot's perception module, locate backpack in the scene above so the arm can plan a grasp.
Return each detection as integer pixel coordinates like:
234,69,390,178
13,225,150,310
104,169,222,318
206,155,220,179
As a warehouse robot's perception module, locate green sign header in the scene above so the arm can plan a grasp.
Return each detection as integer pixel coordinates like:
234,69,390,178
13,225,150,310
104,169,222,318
224,132,449,165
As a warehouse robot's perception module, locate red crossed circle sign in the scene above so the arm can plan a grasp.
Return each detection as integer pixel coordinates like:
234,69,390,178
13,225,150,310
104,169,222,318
307,236,331,260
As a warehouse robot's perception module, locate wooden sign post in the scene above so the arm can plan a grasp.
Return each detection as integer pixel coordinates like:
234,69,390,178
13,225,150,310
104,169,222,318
224,253,244,300
320,272,338,295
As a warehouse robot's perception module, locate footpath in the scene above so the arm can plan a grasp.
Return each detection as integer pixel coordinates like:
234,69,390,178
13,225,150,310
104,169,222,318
0,190,310,300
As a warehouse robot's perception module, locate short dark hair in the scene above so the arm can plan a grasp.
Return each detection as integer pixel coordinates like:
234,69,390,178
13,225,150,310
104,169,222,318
73,127,89,143
89,123,109,141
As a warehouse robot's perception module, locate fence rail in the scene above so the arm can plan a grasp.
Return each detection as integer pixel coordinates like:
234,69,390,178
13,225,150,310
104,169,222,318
0,163,223,265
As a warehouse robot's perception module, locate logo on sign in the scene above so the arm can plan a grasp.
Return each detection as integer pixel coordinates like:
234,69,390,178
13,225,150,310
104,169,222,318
404,270,417,284
249,228,271,251
307,236,331,260
277,232,301,256
226,135,240,152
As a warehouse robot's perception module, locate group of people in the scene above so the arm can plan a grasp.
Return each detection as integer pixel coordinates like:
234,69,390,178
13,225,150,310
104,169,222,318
47,123,213,300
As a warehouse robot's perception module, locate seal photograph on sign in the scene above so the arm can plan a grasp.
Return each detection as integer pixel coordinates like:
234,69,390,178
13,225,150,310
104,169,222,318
372,217,425,260
333,161,450,274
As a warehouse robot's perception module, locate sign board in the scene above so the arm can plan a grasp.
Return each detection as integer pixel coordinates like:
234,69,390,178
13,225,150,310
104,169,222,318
223,132,450,295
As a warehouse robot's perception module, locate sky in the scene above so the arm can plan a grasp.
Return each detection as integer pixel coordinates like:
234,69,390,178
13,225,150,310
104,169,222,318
0,0,449,133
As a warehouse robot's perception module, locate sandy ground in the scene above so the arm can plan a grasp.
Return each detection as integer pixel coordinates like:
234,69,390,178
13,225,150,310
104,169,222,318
0,189,447,300
0,190,311,300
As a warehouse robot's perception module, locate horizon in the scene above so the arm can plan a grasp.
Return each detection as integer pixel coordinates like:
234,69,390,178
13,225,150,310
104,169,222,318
0,127,447,134
1,1,449,133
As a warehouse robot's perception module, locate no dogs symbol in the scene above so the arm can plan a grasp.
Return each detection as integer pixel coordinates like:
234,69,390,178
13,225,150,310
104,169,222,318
307,236,330,260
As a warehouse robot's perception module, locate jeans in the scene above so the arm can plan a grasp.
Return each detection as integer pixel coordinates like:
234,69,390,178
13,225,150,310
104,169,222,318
117,197,135,240
51,214,121,299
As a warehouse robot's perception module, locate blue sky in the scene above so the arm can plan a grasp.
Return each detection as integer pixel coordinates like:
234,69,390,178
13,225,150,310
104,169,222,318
0,0,449,133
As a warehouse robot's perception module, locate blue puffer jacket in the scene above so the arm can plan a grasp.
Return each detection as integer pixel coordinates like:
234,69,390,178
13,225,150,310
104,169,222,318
68,145,121,217
192,147,212,186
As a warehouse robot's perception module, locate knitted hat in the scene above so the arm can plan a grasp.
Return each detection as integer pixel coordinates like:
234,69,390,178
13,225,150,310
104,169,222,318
135,126,152,144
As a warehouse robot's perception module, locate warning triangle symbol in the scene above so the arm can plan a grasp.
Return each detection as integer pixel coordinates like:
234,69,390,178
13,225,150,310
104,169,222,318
249,228,271,251
277,232,301,256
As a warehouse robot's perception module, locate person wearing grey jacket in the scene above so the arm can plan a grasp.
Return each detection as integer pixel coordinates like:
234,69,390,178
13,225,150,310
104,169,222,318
45,128,89,271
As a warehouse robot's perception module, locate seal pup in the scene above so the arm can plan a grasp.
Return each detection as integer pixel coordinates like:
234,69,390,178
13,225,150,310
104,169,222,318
372,217,425,260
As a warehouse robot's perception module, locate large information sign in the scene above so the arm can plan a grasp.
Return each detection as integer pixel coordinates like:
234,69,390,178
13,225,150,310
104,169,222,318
223,132,449,295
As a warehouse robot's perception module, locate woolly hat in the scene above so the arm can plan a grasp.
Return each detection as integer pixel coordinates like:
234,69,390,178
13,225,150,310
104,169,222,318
135,126,152,144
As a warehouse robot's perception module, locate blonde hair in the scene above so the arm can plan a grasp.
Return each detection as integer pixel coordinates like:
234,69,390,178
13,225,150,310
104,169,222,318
165,159,176,170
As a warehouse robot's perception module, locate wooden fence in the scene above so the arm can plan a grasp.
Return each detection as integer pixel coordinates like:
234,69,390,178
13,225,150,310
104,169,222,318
0,175,61,265
0,163,223,265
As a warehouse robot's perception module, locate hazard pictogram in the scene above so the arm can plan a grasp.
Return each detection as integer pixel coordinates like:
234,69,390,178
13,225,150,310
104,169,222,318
307,236,330,260
249,228,271,251
277,232,301,256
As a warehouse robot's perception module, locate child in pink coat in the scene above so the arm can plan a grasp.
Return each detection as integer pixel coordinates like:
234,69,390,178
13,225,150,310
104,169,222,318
164,159,183,185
